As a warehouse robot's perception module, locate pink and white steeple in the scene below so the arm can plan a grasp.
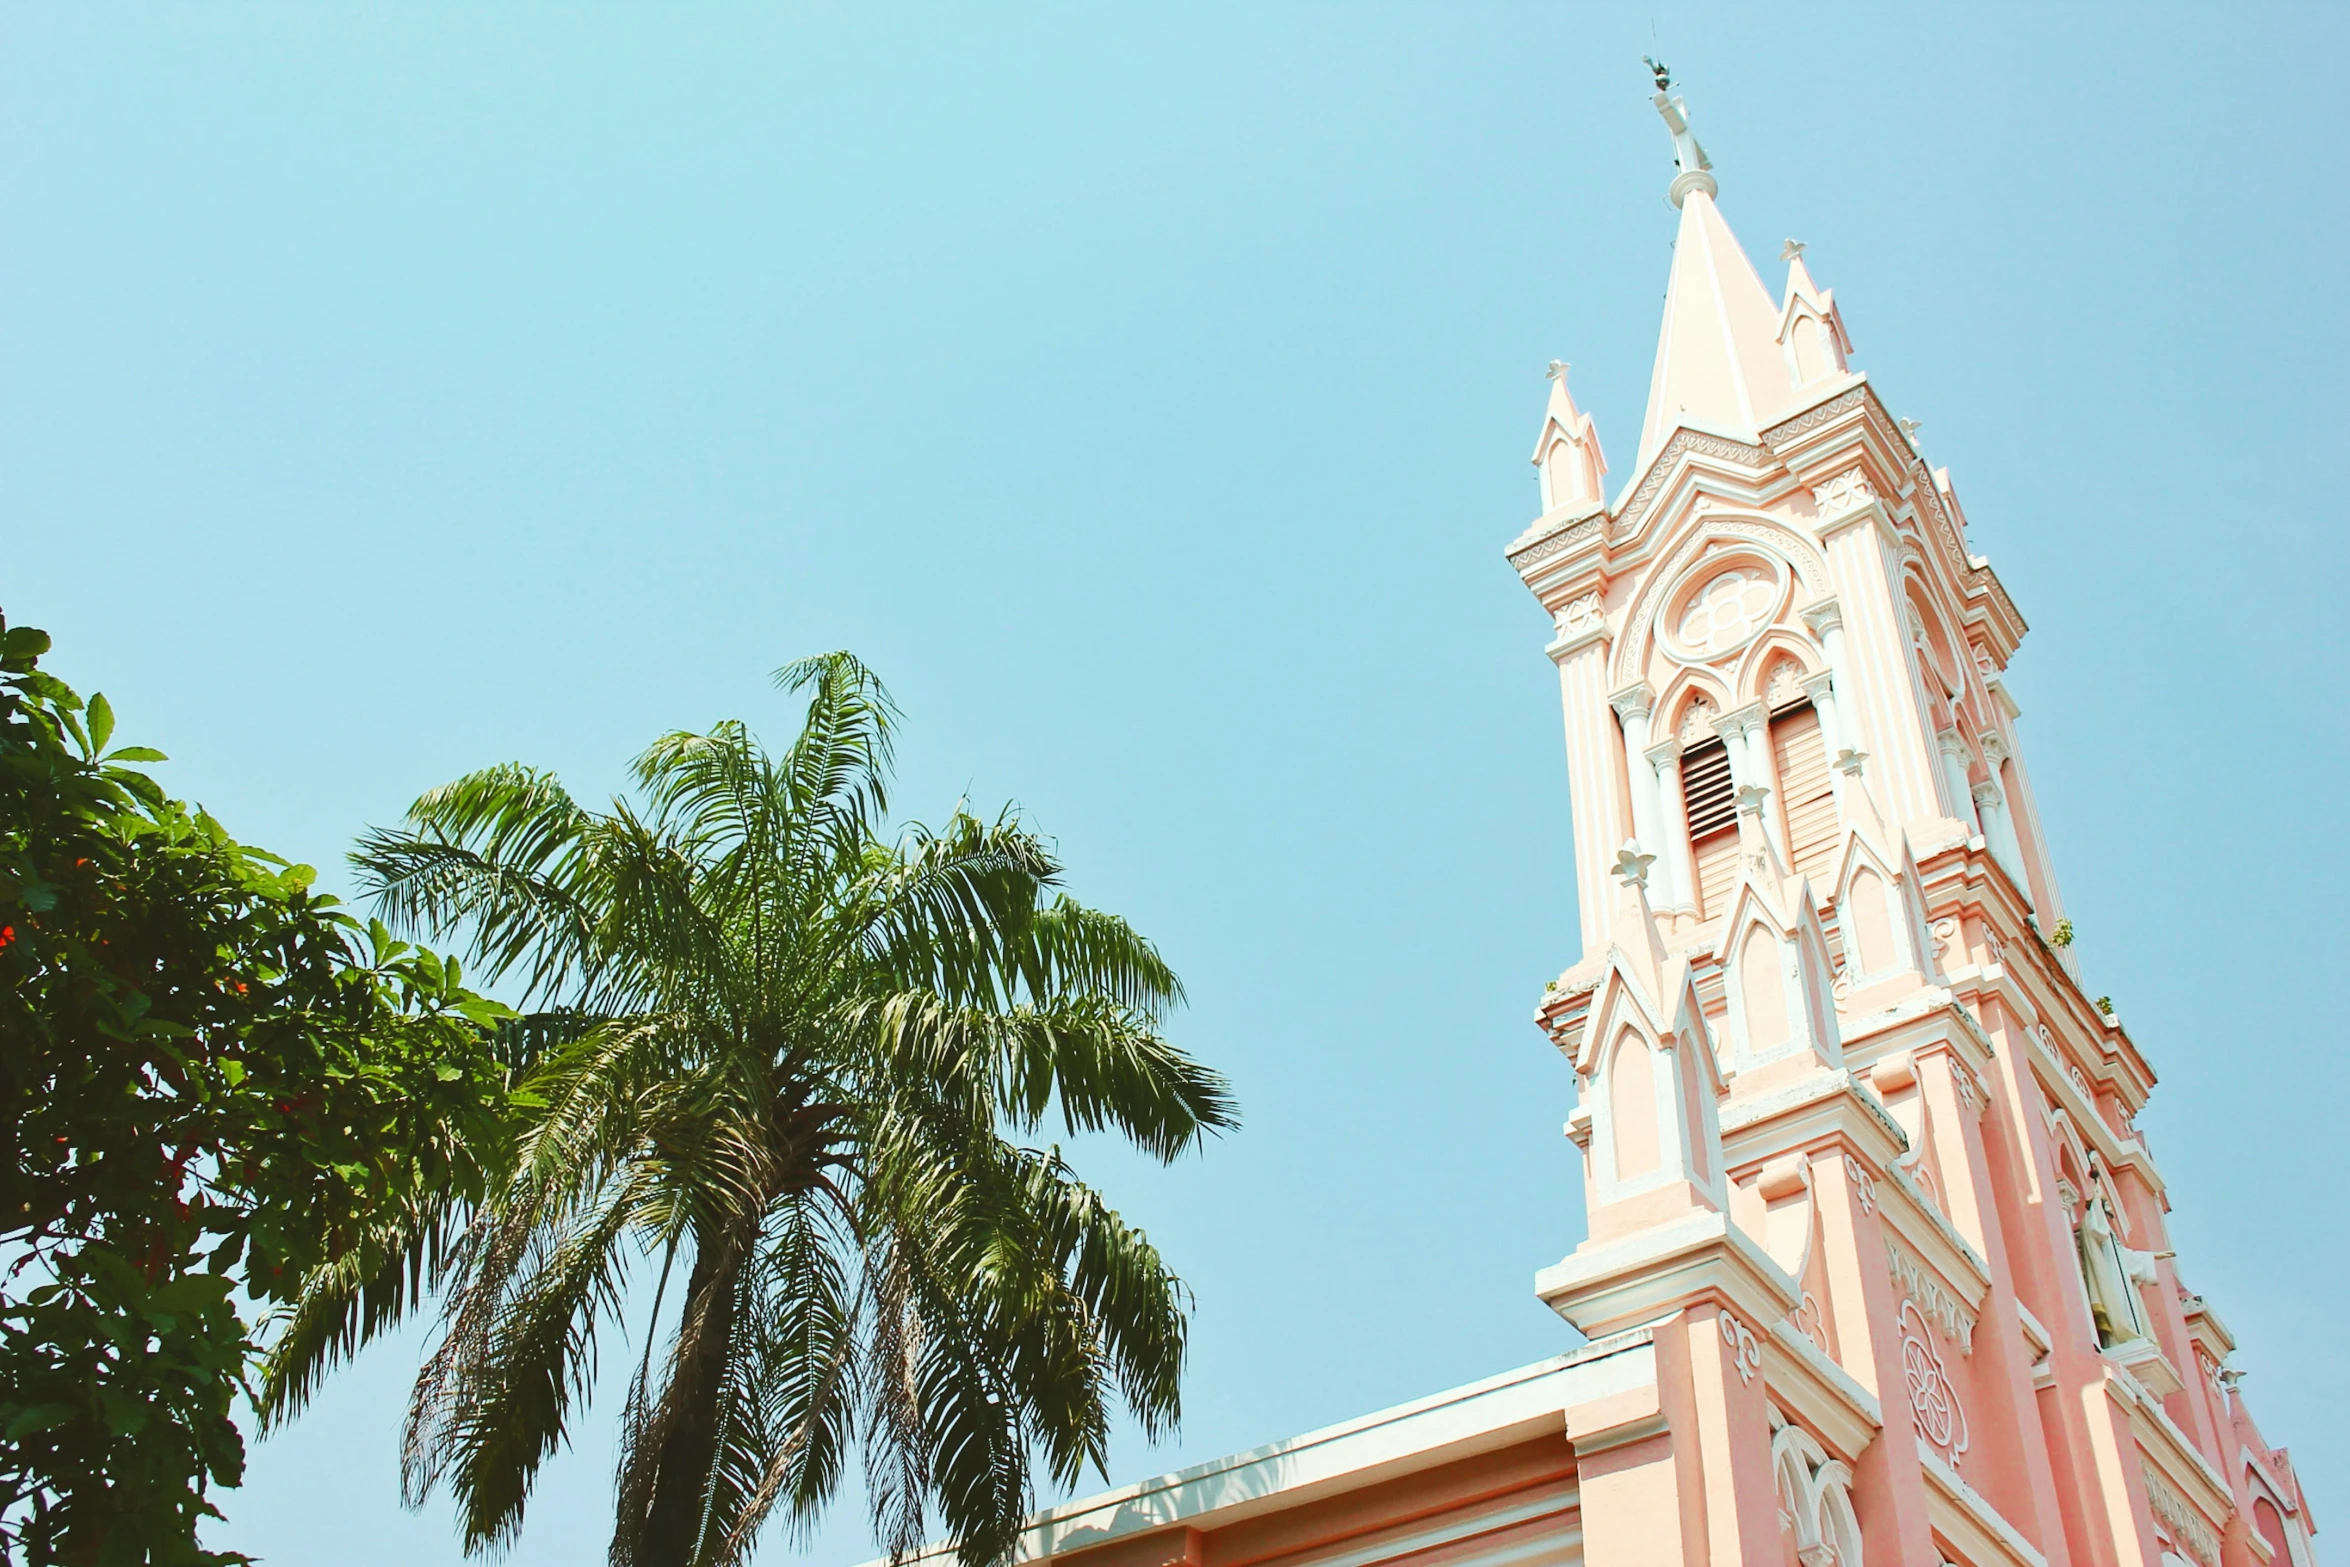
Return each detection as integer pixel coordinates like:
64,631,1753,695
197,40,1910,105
1508,74,2322,1567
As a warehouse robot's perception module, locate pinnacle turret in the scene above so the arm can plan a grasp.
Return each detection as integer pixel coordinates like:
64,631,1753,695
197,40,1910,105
1532,360,1607,515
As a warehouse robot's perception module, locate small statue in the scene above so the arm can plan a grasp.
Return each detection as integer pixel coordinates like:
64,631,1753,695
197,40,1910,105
1646,65,1718,207
2075,1168,2157,1348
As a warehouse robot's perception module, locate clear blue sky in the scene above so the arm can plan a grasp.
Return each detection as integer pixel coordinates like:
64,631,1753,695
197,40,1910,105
5,4,2343,1561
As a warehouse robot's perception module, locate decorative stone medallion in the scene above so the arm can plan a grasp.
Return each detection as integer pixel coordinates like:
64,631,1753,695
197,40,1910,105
1899,1299,1970,1468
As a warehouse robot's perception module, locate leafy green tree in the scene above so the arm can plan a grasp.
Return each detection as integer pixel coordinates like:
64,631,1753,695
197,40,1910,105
265,655,1236,1567
0,615,516,1566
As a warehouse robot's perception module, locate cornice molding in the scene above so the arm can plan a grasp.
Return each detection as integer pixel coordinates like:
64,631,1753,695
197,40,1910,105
1545,625,1610,663
1535,1208,1801,1341
1506,510,1608,575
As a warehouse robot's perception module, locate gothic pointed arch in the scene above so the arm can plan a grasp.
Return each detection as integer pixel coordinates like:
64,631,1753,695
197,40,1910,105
1827,832,1925,986
1656,669,1735,748
1734,632,1824,710
1715,875,1843,1075
1769,1414,1865,1567
1573,952,1728,1210
1610,509,1831,689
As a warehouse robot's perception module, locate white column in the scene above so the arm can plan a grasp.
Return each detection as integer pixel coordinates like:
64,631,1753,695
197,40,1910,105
1975,732,2032,901
1713,708,1750,788
1610,684,1669,901
1647,736,1698,913
1800,598,1856,740
1972,779,2029,899
1938,730,1980,831
1798,668,1845,810
1722,701,1786,859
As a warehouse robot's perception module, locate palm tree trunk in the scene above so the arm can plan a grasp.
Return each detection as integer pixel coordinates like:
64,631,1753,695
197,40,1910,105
633,1237,742,1567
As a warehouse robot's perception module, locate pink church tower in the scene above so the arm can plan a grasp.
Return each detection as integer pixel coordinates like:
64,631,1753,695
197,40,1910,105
1513,77,2320,1567
876,80,2319,1567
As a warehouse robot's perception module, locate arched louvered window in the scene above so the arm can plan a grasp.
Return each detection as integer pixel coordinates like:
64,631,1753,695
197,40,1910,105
1681,736,1737,917
1768,700,1839,888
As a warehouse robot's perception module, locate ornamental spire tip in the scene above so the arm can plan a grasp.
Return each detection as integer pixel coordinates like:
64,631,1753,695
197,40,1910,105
1647,65,1718,209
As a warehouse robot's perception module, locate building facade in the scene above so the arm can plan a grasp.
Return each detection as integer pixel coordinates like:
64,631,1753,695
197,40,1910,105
904,89,2319,1567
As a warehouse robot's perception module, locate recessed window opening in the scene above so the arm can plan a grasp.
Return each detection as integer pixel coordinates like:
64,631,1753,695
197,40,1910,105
1681,735,1738,916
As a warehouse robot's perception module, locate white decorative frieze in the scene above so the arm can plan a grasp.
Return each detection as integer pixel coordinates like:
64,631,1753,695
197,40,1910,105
1886,1238,1977,1352
2140,1463,2222,1567
1554,592,1603,639
1811,468,1876,520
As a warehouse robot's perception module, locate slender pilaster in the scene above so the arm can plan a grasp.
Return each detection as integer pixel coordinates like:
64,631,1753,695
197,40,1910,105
1612,684,1674,908
1552,622,1625,957
1815,511,1944,829
1648,736,1698,915
1799,668,1846,811
1720,702,1785,860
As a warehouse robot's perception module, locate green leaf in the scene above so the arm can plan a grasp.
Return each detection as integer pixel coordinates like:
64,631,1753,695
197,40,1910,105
88,691,116,754
5,1404,76,1439
435,1063,464,1082
20,668,79,708
106,745,170,763
1,624,52,659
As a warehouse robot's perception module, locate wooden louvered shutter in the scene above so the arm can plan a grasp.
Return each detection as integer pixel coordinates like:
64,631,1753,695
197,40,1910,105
1770,703,1838,888
1681,737,1738,918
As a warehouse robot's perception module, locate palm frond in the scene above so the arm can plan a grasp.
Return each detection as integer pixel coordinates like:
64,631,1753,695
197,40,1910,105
345,653,1228,1567
354,764,598,1002
256,1200,471,1430
420,1182,645,1552
775,653,899,860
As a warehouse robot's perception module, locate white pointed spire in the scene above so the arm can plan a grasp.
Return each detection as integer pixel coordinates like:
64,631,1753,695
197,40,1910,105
1532,361,1608,514
1635,181,1791,468
1630,83,1854,475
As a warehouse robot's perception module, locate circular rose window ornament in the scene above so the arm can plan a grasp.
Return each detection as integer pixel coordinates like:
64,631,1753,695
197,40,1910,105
1657,552,1790,665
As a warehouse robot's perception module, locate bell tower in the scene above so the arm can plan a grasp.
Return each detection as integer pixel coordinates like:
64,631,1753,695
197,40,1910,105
1517,76,2321,1567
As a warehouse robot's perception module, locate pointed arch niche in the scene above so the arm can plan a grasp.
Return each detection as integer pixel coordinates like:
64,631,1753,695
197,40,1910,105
1605,1028,1663,1182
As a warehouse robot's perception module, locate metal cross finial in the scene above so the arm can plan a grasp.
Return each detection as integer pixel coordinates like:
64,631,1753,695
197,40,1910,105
1546,359,1571,382
1781,238,1807,261
1643,55,1672,92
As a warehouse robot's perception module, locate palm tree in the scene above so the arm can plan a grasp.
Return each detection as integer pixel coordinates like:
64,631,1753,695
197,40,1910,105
260,655,1237,1567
